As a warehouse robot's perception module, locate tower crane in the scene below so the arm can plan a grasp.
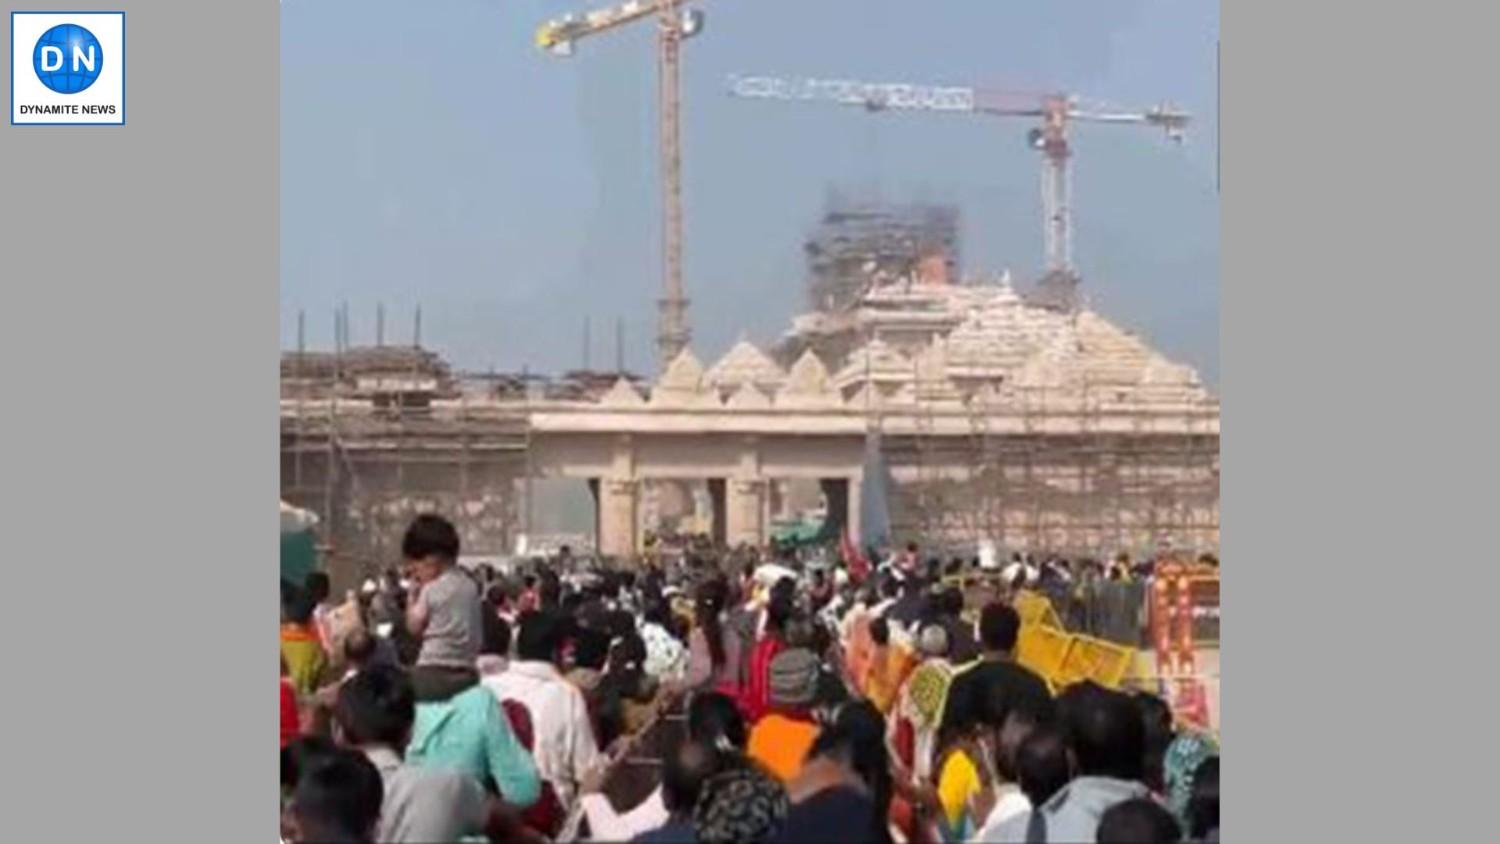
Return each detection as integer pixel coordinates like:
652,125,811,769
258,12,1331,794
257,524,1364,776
727,75,1189,307
538,1,706,371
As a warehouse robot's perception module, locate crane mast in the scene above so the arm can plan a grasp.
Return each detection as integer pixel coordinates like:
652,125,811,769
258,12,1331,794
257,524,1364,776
656,0,689,365
538,0,704,371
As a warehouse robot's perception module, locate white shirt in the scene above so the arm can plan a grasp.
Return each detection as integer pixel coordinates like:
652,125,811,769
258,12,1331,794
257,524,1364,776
483,660,600,811
973,785,1031,842
640,622,688,682
580,786,669,841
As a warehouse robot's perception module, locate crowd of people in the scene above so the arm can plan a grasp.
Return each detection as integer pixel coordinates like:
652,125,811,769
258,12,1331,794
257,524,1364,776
280,515,1220,843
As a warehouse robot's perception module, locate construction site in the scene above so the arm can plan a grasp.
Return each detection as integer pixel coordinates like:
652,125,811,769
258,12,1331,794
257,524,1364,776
280,1,1218,586
281,205,1216,581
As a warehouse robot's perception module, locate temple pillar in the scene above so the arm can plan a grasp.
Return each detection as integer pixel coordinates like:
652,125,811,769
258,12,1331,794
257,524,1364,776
597,477,638,559
707,478,727,547
726,478,766,548
847,474,863,548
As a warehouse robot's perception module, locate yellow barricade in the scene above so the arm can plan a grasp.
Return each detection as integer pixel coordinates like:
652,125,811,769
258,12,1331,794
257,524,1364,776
1013,590,1063,629
1013,590,1138,693
1016,623,1074,692
1057,635,1136,689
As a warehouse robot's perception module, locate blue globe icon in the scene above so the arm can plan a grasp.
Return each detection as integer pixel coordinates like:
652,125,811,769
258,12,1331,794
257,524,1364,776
33,24,104,94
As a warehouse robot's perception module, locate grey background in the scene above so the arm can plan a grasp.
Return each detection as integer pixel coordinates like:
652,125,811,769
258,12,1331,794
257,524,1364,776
0,0,275,838
0,0,1492,840
1226,0,1492,840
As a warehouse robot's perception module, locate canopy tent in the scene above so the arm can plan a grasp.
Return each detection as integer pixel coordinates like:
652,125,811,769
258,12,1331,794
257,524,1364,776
770,518,823,546
281,500,319,534
280,501,321,588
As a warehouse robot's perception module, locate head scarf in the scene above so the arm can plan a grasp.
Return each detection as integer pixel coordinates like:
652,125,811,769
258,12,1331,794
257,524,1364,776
768,647,820,708
694,766,789,844
1164,731,1219,822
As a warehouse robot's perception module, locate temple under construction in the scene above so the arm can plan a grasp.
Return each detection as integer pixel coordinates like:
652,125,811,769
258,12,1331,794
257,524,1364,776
281,282,1216,581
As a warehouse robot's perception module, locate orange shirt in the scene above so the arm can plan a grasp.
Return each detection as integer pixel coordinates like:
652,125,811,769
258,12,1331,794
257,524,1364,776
864,644,917,715
747,712,820,783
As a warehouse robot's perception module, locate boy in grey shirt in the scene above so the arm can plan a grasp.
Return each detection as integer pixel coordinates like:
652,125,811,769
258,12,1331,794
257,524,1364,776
403,514,484,702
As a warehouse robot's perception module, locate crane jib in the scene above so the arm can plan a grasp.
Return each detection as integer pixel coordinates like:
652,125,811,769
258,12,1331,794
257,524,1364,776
729,76,976,113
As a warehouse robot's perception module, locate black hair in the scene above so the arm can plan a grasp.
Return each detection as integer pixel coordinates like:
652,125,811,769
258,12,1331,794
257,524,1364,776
1096,798,1182,844
1058,682,1146,781
1186,756,1219,840
879,575,900,600
595,632,653,747
990,707,1038,783
304,571,332,604
906,542,919,554
1010,568,1029,591
696,577,730,670
334,664,415,749
343,628,376,667
806,700,892,844
814,667,850,711
1134,692,1175,793
688,691,748,750
481,612,511,659
607,631,647,672
604,609,637,641
770,576,797,604
1015,723,1071,809
979,602,1022,653
810,616,834,656
401,514,460,562
287,746,384,843
281,735,339,790
572,626,612,671
644,596,674,630
285,588,318,626
869,616,890,647
515,610,565,663
662,740,722,815
940,587,965,617
765,589,795,636
538,572,562,610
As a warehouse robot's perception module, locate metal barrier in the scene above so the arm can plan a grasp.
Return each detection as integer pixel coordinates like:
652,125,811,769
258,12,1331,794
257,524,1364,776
561,694,687,840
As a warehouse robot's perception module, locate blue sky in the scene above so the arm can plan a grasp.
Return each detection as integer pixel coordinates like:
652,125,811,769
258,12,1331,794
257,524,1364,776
281,0,1219,386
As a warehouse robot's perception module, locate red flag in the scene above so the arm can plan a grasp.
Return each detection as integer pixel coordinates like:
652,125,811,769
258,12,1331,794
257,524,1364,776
842,528,870,584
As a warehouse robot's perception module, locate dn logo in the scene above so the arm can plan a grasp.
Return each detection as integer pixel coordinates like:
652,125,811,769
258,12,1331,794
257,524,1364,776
32,23,103,94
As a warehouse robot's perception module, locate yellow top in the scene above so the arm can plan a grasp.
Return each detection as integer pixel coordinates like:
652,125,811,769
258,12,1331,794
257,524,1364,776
936,748,982,832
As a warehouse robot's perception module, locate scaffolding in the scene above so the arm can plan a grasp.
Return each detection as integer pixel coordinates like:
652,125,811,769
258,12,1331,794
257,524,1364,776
280,308,531,589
